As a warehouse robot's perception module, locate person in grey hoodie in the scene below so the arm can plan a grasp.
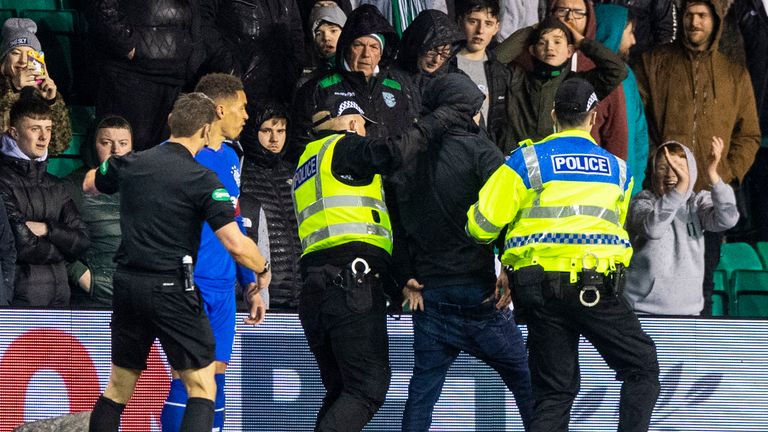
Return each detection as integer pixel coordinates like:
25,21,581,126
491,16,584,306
624,139,739,315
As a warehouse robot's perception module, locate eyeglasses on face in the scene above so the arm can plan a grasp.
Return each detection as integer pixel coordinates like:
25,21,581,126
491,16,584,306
424,48,452,61
552,7,587,19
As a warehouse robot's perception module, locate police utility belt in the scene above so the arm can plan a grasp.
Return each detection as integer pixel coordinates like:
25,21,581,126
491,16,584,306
328,258,384,313
508,254,626,308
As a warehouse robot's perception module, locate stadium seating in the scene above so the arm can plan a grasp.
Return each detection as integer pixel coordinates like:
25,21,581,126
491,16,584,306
47,105,91,177
754,242,768,270
0,0,59,11
0,8,15,22
730,270,768,317
712,269,729,316
715,243,763,315
716,242,763,280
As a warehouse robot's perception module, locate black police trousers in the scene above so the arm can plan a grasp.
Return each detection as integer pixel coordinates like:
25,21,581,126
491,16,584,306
522,272,660,432
298,263,391,432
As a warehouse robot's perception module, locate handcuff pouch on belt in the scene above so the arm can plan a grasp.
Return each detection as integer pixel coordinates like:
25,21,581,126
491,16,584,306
578,255,626,307
333,258,376,313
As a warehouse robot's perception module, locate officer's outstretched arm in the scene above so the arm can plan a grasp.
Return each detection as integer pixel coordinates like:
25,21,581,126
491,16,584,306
466,164,526,243
215,222,269,274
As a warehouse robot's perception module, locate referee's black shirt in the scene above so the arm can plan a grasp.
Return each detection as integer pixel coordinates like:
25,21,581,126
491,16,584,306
95,142,234,273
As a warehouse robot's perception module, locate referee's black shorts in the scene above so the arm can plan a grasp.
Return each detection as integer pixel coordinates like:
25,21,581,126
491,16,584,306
111,268,216,371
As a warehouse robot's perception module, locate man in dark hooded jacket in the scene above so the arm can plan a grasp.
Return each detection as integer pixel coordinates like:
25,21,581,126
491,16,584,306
397,73,533,431
294,74,475,432
291,4,418,158
395,9,466,107
240,103,303,310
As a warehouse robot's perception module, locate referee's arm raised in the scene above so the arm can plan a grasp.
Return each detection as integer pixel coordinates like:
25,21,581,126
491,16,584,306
215,222,269,274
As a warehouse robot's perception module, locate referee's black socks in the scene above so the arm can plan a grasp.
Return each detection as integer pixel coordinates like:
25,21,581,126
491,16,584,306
180,397,215,432
89,395,125,432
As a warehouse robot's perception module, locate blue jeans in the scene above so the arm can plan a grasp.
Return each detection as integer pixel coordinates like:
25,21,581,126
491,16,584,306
401,281,534,431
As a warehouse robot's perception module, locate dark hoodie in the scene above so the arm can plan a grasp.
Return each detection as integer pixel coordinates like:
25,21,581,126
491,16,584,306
291,4,418,149
396,9,465,75
637,0,761,191
394,73,501,286
395,10,465,107
495,0,629,158
239,105,303,310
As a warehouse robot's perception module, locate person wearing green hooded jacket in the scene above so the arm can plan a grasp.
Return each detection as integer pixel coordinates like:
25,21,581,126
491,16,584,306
594,4,649,194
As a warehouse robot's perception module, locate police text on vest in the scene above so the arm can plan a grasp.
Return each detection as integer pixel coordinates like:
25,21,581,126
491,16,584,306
551,154,611,176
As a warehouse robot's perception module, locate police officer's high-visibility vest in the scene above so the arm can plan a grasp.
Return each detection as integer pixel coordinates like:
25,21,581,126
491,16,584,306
466,130,633,275
293,133,393,256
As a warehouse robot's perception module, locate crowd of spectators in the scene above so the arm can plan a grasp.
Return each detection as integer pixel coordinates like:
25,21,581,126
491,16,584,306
0,0,765,318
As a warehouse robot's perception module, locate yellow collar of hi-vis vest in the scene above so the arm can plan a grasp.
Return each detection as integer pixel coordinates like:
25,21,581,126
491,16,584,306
292,134,393,256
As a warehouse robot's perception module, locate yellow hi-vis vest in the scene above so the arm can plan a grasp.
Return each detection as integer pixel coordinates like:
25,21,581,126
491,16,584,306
466,130,633,279
292,133,393,256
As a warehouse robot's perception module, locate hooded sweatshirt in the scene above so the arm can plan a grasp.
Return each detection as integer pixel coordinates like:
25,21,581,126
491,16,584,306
637,0,761,191
624,142,739,315
394,73,498,286
595,4,650,195
395,9,465,107
396,9,465,76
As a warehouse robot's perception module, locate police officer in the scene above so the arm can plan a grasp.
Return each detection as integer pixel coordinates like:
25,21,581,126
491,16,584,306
293,77,473,431
85,93,269,432
466,78,660,432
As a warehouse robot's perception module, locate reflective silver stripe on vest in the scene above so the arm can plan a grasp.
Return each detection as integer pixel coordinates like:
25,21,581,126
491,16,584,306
522,146,542,192
302,222,393,250
471,203,503,234
297,196,387,224
617,158,628,200
518,205,620,226
314,135,339,201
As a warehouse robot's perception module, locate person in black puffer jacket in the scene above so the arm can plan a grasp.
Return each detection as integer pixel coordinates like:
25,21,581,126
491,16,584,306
86,0,205,151
0,91,89,307
240,103,303,310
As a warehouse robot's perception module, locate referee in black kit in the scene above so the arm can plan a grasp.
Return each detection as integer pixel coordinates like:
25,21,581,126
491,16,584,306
83,93,269,432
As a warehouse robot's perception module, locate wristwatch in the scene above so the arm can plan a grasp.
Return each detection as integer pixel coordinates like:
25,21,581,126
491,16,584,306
258,261,270,275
